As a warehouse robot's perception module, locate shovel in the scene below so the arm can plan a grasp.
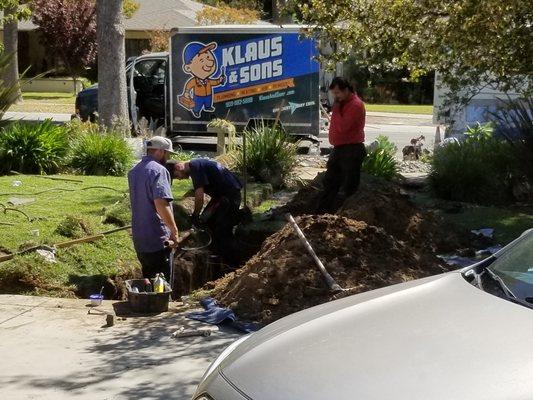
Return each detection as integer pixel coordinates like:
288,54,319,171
285,213,343,293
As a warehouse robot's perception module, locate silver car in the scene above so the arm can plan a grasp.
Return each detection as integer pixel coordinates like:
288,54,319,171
193,229,533,400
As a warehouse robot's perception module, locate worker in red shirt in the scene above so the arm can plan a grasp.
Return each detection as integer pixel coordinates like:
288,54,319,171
317,77,367,213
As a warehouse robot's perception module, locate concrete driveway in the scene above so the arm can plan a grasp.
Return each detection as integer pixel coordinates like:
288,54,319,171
0,295,241,400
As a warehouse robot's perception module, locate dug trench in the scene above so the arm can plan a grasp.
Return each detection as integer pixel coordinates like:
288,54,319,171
183,173,476,324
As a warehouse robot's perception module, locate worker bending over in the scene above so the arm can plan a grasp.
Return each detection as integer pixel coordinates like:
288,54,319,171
128,136,179,279
167,158,242,267
317,77,366,213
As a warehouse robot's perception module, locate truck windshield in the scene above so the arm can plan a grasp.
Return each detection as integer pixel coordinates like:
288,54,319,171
488,232,533,301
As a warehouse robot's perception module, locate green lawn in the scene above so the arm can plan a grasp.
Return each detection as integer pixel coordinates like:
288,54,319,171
22,92,76,101
0,174,191,297
366,104,433,115
441,205,533,245
8,92,76,114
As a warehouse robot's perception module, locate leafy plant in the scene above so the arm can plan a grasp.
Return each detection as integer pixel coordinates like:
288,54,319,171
491,96,533,182
233,123,298,188
63,119,100,140
429,135,519,205
0,120,69,175
196,4,260,25
70,132,133,176
170,150,198,162
362,135,399,180
465,122,494,142
148,29,170,52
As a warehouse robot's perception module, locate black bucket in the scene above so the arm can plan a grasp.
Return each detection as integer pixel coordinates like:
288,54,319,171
125,279,171,314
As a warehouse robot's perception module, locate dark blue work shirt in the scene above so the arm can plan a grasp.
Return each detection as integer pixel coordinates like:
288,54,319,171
189,158,242,199
128,155,173,253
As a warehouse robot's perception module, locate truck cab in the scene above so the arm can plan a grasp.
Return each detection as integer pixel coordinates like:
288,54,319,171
75,52,170,130
127,52,169,130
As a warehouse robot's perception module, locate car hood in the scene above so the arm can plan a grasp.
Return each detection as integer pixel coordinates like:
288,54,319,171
220,272,533,400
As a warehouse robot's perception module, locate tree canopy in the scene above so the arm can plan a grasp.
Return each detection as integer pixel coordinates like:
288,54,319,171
196,3,260,25
0,0,30,23
31,0,97,88
286,0,532,98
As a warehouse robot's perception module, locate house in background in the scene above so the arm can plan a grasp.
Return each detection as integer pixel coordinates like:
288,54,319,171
0,0,206,78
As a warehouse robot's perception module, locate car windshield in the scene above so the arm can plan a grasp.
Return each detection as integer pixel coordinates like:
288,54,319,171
488,232,533,301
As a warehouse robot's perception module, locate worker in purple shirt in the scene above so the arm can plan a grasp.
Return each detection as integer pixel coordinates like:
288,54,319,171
166,158,242,267
128,136,179,279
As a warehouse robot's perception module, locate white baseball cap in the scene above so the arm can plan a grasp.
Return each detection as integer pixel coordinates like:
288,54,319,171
145,136,178,154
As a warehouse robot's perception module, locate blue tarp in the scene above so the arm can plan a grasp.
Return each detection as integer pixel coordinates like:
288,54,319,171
187,297,261,333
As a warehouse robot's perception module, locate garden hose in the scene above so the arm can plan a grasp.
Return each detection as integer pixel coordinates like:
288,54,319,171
180,228,212,252
2,207,32,221
0,185,126,197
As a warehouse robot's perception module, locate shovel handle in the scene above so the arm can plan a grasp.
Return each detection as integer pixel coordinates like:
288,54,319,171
285,213,343,293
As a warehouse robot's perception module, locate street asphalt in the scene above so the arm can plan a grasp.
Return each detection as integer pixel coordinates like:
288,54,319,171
3,111,438,154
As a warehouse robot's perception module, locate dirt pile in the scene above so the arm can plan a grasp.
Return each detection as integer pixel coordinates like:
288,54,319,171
282,173,465,253
212,215,450,324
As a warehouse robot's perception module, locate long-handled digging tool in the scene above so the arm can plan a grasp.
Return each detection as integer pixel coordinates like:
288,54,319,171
285,213,343,293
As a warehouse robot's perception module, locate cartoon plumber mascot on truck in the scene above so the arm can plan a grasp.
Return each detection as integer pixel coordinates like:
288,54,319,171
178,41,226,118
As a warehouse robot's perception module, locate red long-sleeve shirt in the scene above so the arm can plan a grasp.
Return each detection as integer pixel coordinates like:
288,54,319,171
329,93,366,146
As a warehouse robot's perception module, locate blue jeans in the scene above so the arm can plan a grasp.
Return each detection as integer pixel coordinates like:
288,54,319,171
193,95,213,113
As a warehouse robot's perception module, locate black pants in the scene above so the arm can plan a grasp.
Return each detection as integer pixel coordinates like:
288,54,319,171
136,247,172,280
317,143,367,214
203,193,241,267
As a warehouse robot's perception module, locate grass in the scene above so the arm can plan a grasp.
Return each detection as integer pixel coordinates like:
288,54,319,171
0,174,191,297
441,205,533,245
22,92,76,100
8,92,75,114
412,191,533,245
365,104,433,115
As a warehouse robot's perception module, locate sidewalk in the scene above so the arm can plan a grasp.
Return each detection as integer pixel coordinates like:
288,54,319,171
0,295,241,400
4,111,72,123
366,111,433,120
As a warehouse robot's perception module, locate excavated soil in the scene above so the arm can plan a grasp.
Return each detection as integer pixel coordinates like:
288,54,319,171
282,173,466,253
212,215,450,324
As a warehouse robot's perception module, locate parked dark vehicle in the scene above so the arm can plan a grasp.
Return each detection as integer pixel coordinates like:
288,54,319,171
75,84,98,122
74,55,150,124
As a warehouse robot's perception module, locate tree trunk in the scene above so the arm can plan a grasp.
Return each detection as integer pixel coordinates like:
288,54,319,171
3,6,22,103
97,0,128,129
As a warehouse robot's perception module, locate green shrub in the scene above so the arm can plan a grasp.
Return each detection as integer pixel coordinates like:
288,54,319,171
70,132,133,176
171,150,198,162
0,120,69,175
63,119,100,140
233,123,298,188
362,135,399,180
492,97,533,182
429,135,519,204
